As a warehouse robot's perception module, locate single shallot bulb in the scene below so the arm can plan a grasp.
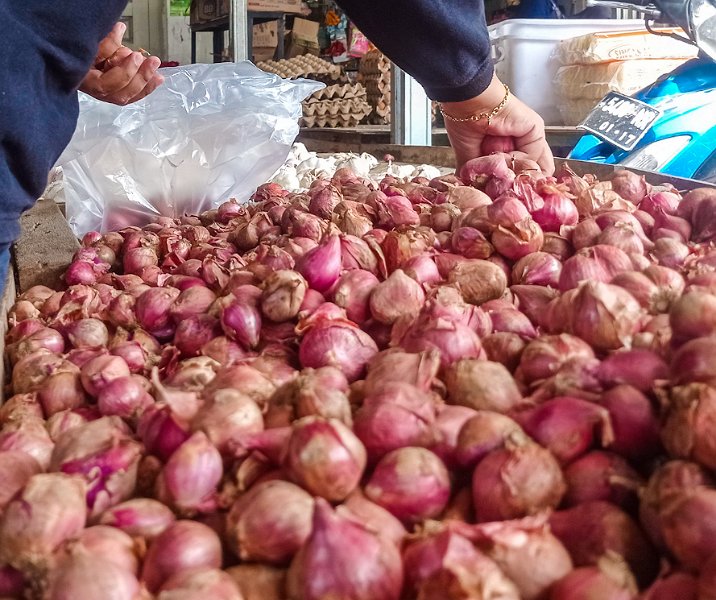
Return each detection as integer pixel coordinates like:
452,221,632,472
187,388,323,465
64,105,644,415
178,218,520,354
170,286,217,323
97,375,154,419
155,432,223,515
298,317,378,382
226,480,313,563
643,572,697,600
638,460,713,551
37,371,86,416
455,411,524,469
331,269,380,325
365,447,450,524
563,450,642,510
597,384,660,462
472,431,566,522
50,416,142,517
661,383,716,470
403,254,442,286
402,529,520,600
549,555,638,600
399,317,484,370
8,327,65,364
99,497,176,540
296,234,342,293
0,451,42,512
261,270,307,322
0,473,87,572
511,396,614,465
136,286,181,337
221,297,262,350
286,498,403,600
191,389,263,456
518,333,595,385
80,354,131,397
353,382,437,462
65,318,109,349
445,359,522,412
531,184,578,232
511,251,562,287
369,269,425,325
338,490,407,549
285,416,366,501
66,525,140,574
363,349,440,396
225,564,286,600
448,516,573,600
491,217,544,260
447,258,507,305
141,520,222,593
570,282,642,351
45,554,143,600
598,349,668,392
670,291,716,343
157,568,243,599
549,500,659,586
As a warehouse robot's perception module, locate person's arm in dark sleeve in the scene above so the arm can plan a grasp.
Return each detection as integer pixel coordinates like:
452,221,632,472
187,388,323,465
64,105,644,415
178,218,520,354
334,0,493,102
0,1,129,248
335,0,555,174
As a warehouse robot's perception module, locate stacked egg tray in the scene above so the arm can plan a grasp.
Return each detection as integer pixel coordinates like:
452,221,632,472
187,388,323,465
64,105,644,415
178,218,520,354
256,55,345,83
301,83,372,128
358,50,391,125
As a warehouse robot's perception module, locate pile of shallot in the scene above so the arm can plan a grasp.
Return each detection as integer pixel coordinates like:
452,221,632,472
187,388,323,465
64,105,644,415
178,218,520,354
4,151,716,600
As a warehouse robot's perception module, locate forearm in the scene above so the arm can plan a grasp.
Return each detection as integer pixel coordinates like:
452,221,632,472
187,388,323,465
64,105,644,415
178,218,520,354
335,0,494,102
0,1,127,244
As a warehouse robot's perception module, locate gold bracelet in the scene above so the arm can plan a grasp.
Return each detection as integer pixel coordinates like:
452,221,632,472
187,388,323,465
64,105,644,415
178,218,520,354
439,84,510,126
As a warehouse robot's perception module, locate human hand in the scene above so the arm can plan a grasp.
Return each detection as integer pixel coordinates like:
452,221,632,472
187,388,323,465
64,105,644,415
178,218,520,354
441,75,555,175
79,22,164,105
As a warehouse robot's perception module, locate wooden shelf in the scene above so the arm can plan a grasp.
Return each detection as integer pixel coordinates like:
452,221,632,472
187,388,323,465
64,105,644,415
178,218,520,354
190,11,287,63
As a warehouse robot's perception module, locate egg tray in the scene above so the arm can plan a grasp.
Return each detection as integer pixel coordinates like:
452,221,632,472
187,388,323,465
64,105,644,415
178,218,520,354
307,83,367,101
301,108,372,128
302,98,372,118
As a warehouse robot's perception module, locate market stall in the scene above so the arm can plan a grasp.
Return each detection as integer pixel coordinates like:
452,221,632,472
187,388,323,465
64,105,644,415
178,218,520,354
4,0,716,597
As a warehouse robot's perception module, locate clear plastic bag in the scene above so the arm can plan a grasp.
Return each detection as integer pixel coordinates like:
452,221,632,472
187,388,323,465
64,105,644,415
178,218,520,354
58,61,323,235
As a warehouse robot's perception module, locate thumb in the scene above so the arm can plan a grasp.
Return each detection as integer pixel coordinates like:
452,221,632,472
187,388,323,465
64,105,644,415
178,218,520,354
96,22,127,62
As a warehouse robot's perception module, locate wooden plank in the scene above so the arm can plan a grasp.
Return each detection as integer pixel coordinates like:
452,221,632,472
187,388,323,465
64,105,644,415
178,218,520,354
13,198,79,294
0,265,16,403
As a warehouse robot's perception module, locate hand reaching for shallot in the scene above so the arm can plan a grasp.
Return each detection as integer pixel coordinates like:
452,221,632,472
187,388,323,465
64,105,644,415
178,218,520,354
442,75,555,176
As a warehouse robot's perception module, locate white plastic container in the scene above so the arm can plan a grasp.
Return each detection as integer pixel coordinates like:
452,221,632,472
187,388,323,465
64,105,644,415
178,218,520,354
489,19,645,125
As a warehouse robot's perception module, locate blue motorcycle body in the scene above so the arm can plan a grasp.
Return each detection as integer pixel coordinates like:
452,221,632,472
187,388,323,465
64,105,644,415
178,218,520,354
569,55,716,181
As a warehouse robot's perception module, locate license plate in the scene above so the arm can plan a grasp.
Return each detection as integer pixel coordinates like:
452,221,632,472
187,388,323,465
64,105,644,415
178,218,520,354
578,91,661,152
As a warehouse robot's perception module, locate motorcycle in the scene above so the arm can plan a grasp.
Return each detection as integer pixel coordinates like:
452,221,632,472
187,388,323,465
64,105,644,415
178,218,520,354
568,0,716,182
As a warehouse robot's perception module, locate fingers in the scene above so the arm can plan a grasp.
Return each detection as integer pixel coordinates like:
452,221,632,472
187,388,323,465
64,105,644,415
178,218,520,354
513,120,555,176
80,53,163,106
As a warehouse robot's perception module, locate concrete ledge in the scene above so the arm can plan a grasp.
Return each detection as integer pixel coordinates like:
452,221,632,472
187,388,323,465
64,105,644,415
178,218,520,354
13,198,79,294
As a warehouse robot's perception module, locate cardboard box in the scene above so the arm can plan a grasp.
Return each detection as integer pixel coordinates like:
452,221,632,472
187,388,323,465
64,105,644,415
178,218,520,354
190,0,228,24
248,0,303,14
253,20,278,47
252,20,278,61
292,18,319,47
286,17,319,58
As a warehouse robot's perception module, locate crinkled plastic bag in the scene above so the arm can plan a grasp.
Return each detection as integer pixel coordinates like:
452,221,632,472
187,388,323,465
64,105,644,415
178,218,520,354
58,61,323,235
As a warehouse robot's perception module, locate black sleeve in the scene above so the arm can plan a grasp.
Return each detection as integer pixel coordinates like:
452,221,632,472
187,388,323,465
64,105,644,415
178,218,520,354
335,0,494,102
0,0,127,244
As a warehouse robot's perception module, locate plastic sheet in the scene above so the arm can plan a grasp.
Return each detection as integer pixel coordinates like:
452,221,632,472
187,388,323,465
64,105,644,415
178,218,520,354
58,61,323,235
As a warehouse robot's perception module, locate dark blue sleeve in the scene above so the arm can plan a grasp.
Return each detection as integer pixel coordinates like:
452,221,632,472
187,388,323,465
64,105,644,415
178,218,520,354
336,0,494,102
0,1,127,244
